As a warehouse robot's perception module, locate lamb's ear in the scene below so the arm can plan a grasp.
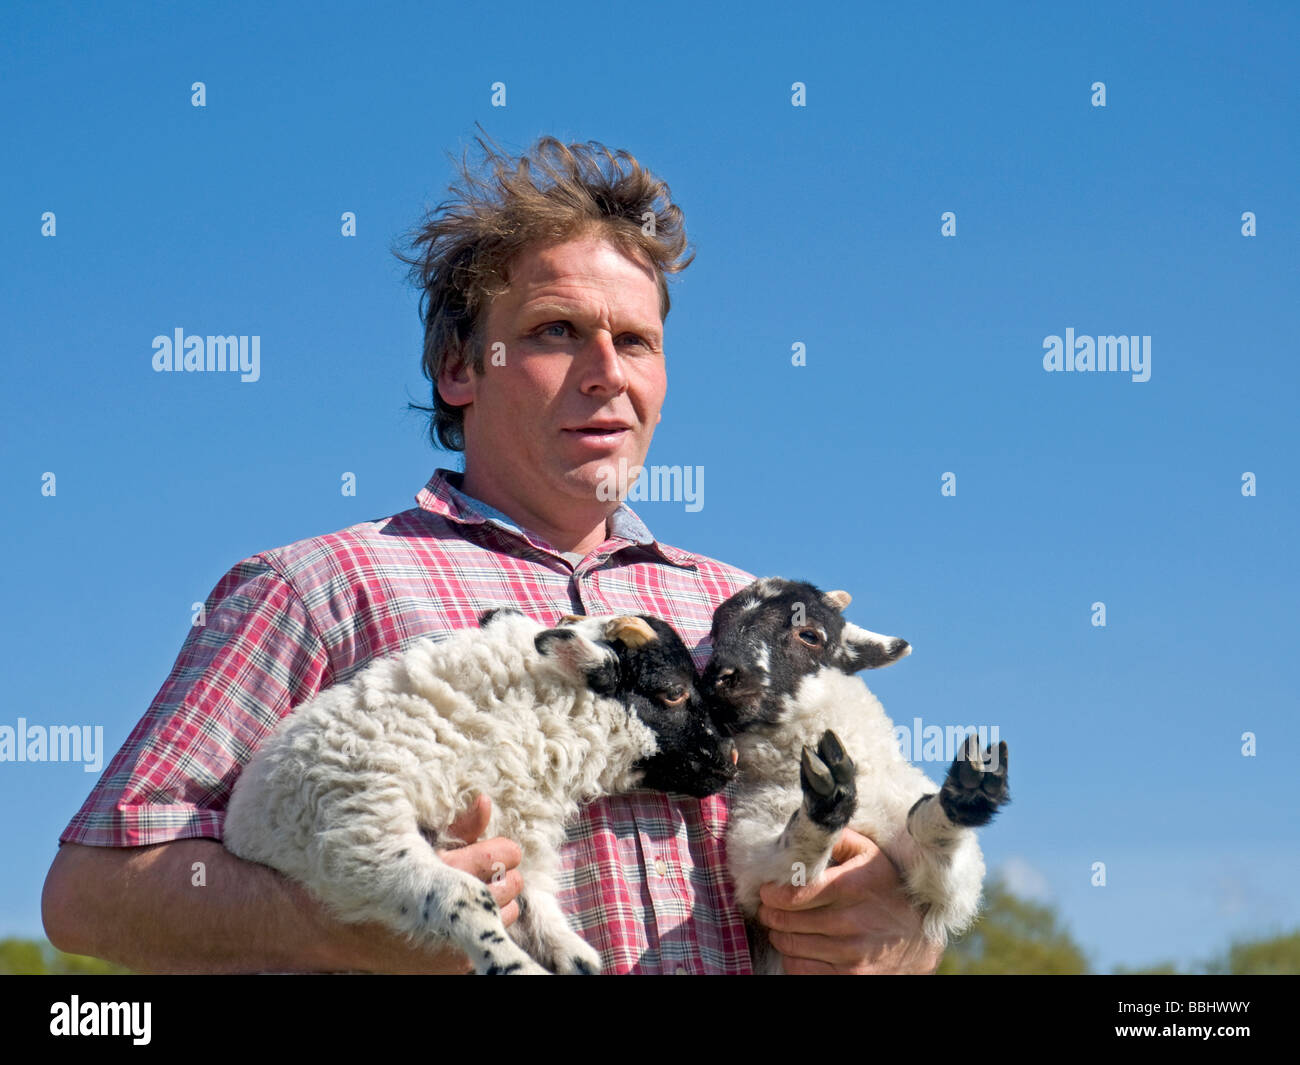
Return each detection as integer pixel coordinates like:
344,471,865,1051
823,590,852,611
836,622,911,672
606,616,657,649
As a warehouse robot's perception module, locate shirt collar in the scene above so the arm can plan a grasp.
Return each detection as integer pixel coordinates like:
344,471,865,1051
414,468,698,568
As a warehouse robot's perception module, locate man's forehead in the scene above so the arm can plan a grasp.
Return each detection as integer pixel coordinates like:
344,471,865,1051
501,240,659,303
514,236,655,277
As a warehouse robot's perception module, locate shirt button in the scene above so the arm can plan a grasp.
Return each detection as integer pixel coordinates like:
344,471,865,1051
675,966,688,975
654,858,668,877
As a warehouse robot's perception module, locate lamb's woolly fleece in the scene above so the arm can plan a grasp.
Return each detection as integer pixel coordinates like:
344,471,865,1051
223,611,656,973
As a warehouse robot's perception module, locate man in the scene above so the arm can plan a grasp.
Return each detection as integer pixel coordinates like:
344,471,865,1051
41,134,942,974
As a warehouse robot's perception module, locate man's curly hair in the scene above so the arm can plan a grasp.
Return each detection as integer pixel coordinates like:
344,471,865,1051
395,129,695,452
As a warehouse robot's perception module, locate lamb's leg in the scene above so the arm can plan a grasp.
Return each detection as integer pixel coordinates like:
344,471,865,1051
509,887,602,975
310,825,550,975
901,736,1010,943
497,852,601,975
732,730,858,974
780,729,859,878
738,730,859,895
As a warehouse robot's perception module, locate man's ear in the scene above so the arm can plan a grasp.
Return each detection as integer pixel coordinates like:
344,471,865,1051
437,344,476,408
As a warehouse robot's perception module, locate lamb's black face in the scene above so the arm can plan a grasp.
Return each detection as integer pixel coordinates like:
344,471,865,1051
609,616,738,798
702,578,911,737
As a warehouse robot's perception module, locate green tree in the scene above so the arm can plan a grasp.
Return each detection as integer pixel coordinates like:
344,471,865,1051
1212,929,1300,975
0,937,130,975
938,878,1089,974
1113,960,1182,974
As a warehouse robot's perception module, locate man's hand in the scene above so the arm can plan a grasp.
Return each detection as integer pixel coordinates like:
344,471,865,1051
756,828,944,974
312,794,524,973
441,794,524,927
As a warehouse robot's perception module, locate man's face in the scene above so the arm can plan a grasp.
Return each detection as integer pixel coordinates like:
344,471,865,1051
441,235,666,525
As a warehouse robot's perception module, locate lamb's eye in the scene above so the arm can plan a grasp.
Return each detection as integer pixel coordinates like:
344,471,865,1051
660,688,690,707
796,628,822,647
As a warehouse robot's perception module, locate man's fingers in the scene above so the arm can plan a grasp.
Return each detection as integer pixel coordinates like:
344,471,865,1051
438,799,523,932
496,898,521,929
758,856,861,911
759,832,904,912
832,826,882,864
781,954,840,975
756,900,864,937
439,836,523,883
486,867,523,904
434,796,525,931
759,877,832,912
767,929,868,967
772,931,946,974
446,794,491,843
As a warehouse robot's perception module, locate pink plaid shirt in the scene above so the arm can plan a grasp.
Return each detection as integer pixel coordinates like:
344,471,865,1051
61,469,755,974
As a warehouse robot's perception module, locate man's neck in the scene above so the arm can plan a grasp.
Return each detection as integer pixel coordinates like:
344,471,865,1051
458,469,612,556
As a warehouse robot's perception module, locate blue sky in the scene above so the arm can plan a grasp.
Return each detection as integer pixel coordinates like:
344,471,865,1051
2,1,1296,972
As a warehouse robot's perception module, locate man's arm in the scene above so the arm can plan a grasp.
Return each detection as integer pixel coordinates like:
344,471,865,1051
755,828,945,974
42,798,523,974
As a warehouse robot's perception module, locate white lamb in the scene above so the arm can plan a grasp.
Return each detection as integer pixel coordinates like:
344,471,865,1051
701,578,1009,973
223,607,737,975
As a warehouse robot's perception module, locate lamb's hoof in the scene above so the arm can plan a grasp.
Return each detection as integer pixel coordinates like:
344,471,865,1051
482,958,550,975
800,730,857,831
940,736,1009,827
553,943,603,976
532,928,603,975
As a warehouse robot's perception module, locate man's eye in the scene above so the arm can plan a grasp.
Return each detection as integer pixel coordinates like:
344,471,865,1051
539,323,569,337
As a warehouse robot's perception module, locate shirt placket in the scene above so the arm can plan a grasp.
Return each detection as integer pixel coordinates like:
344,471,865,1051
573,558,701,975
647,797,701,975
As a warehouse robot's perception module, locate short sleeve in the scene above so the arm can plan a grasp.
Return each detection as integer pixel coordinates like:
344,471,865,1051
58,556,332,847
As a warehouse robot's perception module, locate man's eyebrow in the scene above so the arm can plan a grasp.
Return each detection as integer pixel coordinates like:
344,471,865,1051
520,303,662,337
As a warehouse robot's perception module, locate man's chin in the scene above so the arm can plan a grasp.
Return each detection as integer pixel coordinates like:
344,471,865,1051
560,451,649,505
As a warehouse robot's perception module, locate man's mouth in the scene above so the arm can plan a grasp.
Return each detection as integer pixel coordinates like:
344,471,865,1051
563,423,632,445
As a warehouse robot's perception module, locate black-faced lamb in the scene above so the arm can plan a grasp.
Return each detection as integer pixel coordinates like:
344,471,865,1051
701,578,1009,973
223,608,737,975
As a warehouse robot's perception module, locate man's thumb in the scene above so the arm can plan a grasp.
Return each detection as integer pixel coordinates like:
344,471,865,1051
447,794,492,844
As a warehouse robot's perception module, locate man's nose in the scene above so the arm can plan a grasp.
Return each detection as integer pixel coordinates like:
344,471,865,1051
579,333,628,395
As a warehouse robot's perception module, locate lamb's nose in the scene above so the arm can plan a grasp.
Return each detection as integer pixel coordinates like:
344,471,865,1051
707,666,740,692
704,662,744,694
